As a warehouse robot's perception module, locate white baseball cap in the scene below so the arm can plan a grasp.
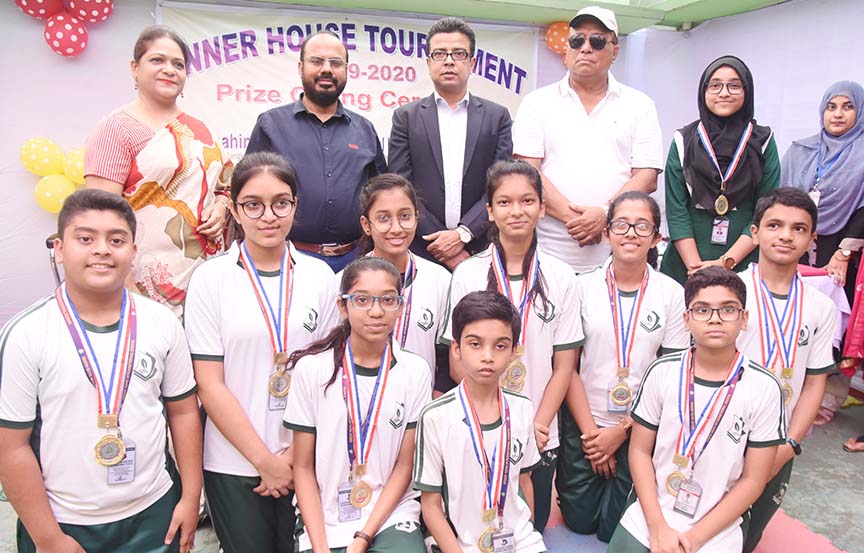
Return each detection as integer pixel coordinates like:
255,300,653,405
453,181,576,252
569,6,619,36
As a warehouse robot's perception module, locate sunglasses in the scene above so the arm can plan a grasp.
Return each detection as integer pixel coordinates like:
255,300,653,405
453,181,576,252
568,34,613,50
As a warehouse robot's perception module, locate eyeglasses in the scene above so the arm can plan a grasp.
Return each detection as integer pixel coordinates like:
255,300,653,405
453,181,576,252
705,81,744,95
305,56,346,69
688,306,744,322
568,34,614,51
340,293,404,311
235,199,296,219
370,212,418,233
428,49,471,62
608,220,656,237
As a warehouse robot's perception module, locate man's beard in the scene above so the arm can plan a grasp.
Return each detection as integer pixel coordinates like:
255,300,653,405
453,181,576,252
302,74,346,107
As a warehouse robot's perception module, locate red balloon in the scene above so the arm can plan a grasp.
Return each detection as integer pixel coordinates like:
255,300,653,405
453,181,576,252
43,12,88,58
66,0,113,24
545,21,571,55
15,0,64,19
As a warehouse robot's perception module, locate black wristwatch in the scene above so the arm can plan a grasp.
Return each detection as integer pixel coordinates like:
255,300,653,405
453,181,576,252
787,437,802,456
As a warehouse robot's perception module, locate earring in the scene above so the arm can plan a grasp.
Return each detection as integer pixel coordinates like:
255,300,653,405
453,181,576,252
133,79,138,91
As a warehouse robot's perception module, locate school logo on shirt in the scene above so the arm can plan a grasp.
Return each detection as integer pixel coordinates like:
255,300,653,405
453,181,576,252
534,299,556,323
510,437,525,465
640,310,661,333
417,308,434,332
394,521,419,533
726,415,747,444
798,325,810,347
303,308,318,333
133,352,158,381
389,401,405,429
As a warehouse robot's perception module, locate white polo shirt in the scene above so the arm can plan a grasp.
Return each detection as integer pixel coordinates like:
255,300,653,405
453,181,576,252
0,294,196,525
184,242,338,476
512,72,663,272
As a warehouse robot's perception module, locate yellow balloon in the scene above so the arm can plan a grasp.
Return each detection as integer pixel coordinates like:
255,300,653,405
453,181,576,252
64,147,86,185
20,137,65,177
34,174,76,214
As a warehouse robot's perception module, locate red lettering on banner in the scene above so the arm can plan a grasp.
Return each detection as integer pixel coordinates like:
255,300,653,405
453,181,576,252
380,90,420,108
216,83,282,104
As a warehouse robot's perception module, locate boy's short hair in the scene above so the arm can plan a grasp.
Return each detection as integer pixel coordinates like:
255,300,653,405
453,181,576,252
684,266,747,308
451,290,521,344
58,189,137,238
753,187,818,230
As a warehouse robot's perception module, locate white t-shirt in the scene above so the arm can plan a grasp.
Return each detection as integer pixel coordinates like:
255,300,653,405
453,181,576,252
413,388,545,553
737,264,836,421
283,345,431,551
577,260,690,427
512,72,663,272
441,246,584,451
0,294,196,525
333,253,450,384
620,351,786,551
184,242,338,476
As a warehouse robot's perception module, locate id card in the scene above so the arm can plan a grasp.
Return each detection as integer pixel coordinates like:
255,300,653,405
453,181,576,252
493,528,515,553
672,478,702,518
269,394,287,412
710,217,729,245
808,189,821,208
337,482,361,522
607,379,630,413
107,438,135,485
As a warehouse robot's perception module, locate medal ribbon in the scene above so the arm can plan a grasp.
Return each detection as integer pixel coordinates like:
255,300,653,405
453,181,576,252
55,284,137,423
457,381,511,519
239,242,293,357
491,244,539,348
696,121,754,192
674,349,744,464
751,265,804,372
392,253,416,348
341,339,393,471
605,265,649,372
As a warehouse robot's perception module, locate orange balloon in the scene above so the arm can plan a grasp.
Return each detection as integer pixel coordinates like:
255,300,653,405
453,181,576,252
545,21,570,55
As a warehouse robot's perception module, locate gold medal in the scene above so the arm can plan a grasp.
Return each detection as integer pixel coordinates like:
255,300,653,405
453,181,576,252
349,480,372,508
505,359,526,382
97,414,119,429
94,434,126,466
782,367,793,380
781,383,794,405
673,453,689,468
666,471,687,496
273,351,289,366
478,527,495,553
503,377,524,393
714,193,729,216
608,382,633,406
515,345,525,356
268,371,291,397
482,508,497,523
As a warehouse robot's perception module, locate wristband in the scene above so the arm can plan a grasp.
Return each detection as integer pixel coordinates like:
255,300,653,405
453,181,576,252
354,531,374,547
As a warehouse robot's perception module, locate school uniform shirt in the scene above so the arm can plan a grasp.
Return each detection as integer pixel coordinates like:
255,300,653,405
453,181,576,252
620,351,786,551
184,241,338,477
283,345,431,551
441,246,584,451
0,294,196,525
333,253,451,383
577,260,690,428
413,388,545,553
737,264,837,421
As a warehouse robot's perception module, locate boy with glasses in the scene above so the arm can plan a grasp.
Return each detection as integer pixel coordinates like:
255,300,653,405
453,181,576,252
608,266,785,553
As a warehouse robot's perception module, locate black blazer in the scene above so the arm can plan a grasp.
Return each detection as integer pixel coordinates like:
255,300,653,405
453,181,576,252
388,93,513,259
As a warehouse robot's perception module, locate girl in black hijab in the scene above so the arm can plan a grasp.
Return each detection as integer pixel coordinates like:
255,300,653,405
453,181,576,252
660,55,780,284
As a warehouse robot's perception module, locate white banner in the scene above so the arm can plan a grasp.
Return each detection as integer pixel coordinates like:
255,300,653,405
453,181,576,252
161,2,538,162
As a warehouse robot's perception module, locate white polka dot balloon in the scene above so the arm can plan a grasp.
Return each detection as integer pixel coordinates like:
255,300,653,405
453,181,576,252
15,0,64,20
43,12,88,57
19,137,66,177
66,0,114,24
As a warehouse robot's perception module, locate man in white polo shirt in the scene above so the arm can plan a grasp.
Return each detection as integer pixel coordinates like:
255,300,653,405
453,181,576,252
513,6,663,273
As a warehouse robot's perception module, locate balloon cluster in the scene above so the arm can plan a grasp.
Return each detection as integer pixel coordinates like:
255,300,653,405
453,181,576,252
15,0,114,58
545,21,570,65
20,138,86,213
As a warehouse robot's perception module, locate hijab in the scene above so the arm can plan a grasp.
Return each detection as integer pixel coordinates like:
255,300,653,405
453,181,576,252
781,80,864,235
680,56,773,213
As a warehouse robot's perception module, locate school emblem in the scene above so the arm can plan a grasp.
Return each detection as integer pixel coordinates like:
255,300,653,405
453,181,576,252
394,521,419,533
133,352,157,381
389,401,405,429
772,482,788,506
510,437,525,465
798,325,810,347
417,308,434,332
534,299,556,323
726,415,746,444
303,307,319,333
640,310,661,332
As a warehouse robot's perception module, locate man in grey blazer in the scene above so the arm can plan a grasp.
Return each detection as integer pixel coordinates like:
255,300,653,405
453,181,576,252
388,17,513,270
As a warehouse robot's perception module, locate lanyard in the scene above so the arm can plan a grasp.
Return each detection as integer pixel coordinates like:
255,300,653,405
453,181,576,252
341,339,392,472
392,253,417,348
239,242,293,357
751,265,803,372
605,264,649,374
491,245,539,349
696,121,754,193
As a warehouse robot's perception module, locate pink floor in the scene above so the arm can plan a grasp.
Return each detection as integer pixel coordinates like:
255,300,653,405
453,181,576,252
753,509,846,553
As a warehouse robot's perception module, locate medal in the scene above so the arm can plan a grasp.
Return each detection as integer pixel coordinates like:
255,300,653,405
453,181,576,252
666,471,687,496
240,242,295,391
56,285,137,467
349,479,373,508
503,377,524,393
608,382,632,406
605,265,649,412
781,383,794,405
491,245,539,388
696,121,754,216
478,527,495,553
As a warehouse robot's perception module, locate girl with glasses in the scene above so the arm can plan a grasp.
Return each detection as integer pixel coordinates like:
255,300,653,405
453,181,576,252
183,152,339,553
660,55,780,284
441,159,584,532
285,256,430,553
556,191,689,543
